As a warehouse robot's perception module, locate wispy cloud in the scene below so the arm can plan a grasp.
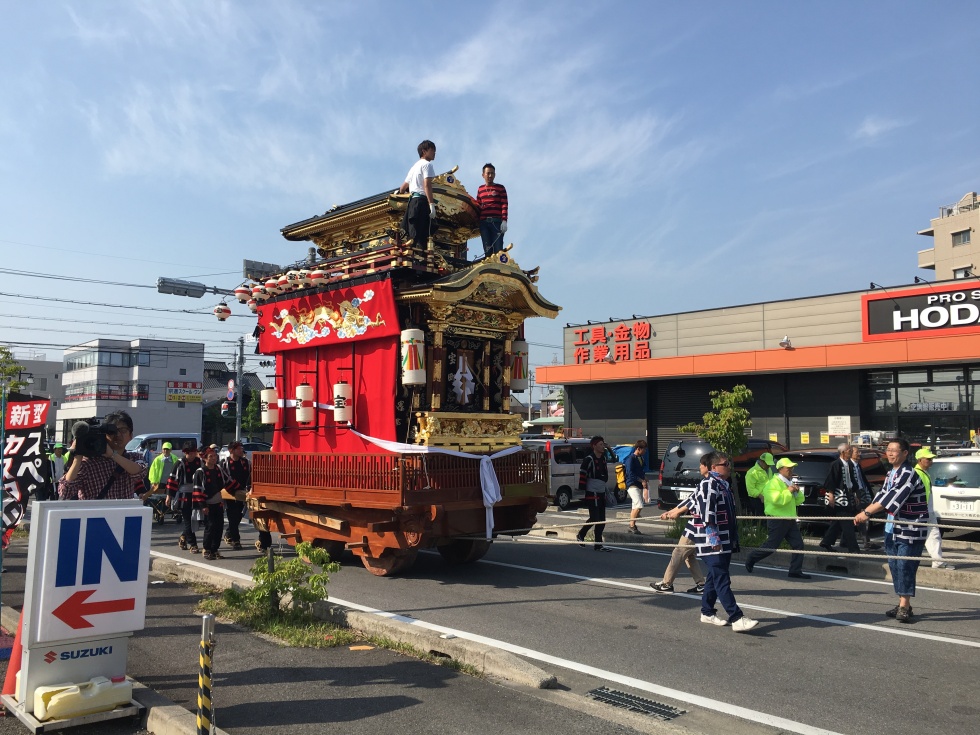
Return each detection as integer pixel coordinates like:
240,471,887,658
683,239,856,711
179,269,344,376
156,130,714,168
853,115,908,141
63,5,130,45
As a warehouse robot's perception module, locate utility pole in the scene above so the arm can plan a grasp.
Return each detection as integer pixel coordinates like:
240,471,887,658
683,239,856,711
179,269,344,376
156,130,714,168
236,336,244,441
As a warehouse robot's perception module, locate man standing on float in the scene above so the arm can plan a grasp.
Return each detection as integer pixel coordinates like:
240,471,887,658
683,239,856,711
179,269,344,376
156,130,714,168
399,140,437,246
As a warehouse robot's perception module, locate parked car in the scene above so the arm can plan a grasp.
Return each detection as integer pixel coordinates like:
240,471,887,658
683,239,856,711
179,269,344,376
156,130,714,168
126,433,202,462
218,441,273,463
657,438,789,511
521,437,626,510
772,448,888,523
928,454,980,528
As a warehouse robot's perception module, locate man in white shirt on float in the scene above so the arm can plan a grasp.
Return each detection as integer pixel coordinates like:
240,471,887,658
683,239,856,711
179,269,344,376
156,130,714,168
398,140,437,247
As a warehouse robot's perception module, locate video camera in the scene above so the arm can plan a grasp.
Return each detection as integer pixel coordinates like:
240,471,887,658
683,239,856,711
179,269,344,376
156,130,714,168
71,419,118,458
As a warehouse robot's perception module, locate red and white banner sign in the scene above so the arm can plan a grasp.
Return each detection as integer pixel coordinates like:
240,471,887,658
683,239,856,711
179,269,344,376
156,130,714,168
258,280,399,353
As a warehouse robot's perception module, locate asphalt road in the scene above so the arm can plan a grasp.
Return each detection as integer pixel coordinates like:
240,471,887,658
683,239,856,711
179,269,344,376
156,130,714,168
141,514,980,735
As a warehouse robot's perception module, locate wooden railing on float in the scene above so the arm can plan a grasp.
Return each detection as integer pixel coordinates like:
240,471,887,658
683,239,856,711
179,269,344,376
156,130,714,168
252,451,546,495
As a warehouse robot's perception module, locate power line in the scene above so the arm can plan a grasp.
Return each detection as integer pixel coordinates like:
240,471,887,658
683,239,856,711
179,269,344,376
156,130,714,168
0,267,155,289
0,312,248,335
0,236,229,267
0,291,251,317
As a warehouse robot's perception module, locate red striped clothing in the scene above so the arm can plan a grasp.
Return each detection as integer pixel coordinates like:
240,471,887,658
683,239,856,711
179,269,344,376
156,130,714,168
476,183,508,221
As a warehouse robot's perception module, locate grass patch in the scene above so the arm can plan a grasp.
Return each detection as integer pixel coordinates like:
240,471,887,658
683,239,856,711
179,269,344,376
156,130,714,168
193,583,481,676
665,517,686,539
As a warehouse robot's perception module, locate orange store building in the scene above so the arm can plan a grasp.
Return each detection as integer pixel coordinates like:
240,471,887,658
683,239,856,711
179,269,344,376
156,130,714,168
535,279,980,456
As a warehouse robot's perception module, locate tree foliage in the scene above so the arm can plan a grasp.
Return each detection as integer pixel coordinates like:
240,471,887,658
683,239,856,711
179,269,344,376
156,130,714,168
677,384,753,457
231,541,341,614
241,389,262,437
0,345,28,393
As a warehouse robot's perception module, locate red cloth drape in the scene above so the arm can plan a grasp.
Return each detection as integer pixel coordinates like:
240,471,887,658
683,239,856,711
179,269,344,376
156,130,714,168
271,336,398,454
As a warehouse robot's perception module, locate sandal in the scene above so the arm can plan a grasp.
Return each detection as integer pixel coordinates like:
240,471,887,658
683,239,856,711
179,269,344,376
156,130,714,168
231,542,243,551
203,551,215,560
178,537,188,551
189,546,200,554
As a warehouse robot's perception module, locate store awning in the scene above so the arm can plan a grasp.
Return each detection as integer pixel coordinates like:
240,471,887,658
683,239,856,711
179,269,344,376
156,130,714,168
528,416,564,426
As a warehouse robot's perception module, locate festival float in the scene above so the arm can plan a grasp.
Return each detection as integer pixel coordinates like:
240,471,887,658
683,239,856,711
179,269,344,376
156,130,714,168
242,166,561,575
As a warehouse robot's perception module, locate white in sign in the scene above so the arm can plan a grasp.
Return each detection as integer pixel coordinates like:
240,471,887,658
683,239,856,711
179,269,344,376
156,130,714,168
827,415,851,436
29,501,152,645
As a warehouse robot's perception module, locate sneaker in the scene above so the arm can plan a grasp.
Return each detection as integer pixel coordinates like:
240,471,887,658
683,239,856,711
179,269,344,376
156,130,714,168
788,572,812,579
700,613,728,627
687,583,706,594
895,605,913,624
864,542,882,551
732,616,759,633
650,582,674,594
203,551,215,560
932,562,956,570
231,542,244,551
626,526,640,535
744,559,755,574
885,605,913,619
818,544,836,553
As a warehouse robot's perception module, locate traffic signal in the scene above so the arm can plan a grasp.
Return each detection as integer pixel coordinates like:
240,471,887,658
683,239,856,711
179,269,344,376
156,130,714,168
259,360,275,368
221,402,229,417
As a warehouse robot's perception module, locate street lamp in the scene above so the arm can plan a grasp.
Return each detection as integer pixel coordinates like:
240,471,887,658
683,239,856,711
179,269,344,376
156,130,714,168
157,277,234,298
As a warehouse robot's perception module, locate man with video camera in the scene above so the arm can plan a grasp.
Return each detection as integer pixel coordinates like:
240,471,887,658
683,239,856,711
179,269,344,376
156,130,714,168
58,410,147,500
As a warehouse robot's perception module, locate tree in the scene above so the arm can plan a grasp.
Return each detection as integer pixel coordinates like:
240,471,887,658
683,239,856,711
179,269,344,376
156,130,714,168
0,345,28,393
678,385,754,512
241,389,262,437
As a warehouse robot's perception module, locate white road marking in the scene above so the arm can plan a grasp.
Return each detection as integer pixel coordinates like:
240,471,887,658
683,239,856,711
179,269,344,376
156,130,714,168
514,534,980,597
151,550,254,582
473,556,980,649
329,595,845,735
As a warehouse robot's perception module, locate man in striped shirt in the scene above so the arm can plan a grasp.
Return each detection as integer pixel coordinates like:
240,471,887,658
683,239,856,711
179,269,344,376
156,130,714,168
690,452,758,632
476,163,508,258
853,437,928,623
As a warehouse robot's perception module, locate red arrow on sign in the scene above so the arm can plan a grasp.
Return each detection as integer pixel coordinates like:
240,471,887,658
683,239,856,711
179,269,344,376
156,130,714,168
52,590,136,629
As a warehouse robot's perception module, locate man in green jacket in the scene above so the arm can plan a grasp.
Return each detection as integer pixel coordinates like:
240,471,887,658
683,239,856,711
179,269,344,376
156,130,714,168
744,452,774,518
146,442,177,500
744,457,809,579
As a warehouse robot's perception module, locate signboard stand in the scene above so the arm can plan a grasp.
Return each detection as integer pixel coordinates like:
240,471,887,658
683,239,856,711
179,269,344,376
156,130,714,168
1,691,143,734
3,500,151,730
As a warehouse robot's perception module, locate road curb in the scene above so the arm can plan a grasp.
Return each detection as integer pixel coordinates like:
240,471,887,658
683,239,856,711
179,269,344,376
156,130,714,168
149,555,558,690
0,603,231,735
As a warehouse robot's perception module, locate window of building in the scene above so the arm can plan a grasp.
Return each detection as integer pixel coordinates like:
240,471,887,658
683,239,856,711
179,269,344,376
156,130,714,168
897,370,929,384
178,401,186,408
36,377,48,391
954,267,973,279
179,368,187,375
952,229,971,246
868,371,894,385
931,368,966,384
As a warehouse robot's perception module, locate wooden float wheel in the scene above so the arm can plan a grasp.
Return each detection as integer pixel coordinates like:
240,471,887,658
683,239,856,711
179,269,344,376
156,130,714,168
311,538,347,563
360,549,419,577
436,539,492,565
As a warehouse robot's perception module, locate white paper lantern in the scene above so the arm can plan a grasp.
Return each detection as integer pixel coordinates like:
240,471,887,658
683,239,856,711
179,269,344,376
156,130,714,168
213,303,231,321
510,340,529,392
260,388,279,424
265,278,281,295
278,274,292,293
234,286,251,303
297,270,311,287
247,298,259,313
333,382,352,424
309,269,325,287
286,271,301,290
296,383,314,423
400,329,426,386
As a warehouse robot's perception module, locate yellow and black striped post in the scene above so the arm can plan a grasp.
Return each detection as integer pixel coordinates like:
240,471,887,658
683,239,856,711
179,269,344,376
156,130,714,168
197,614,216,735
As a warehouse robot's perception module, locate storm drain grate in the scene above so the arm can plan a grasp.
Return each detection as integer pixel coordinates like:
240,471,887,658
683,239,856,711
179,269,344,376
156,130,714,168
586,687,686,720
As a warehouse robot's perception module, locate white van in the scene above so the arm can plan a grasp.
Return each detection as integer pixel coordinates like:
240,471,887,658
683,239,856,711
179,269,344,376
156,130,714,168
522,438,625,510
126,433,202,463
928,454,980,527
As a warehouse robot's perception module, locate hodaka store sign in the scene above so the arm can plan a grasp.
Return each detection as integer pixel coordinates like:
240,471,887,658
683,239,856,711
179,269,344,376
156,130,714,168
570,320,654,364
864,283,980,341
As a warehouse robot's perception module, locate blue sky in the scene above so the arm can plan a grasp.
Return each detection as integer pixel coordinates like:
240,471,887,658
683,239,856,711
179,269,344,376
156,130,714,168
2,1,978,374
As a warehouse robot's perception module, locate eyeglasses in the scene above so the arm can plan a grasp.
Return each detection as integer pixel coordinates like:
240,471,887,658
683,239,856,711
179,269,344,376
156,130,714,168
712,462,730,467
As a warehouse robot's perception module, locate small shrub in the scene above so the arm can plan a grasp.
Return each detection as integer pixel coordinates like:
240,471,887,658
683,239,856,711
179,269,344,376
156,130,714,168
245,541,340,614
665,517,687,539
